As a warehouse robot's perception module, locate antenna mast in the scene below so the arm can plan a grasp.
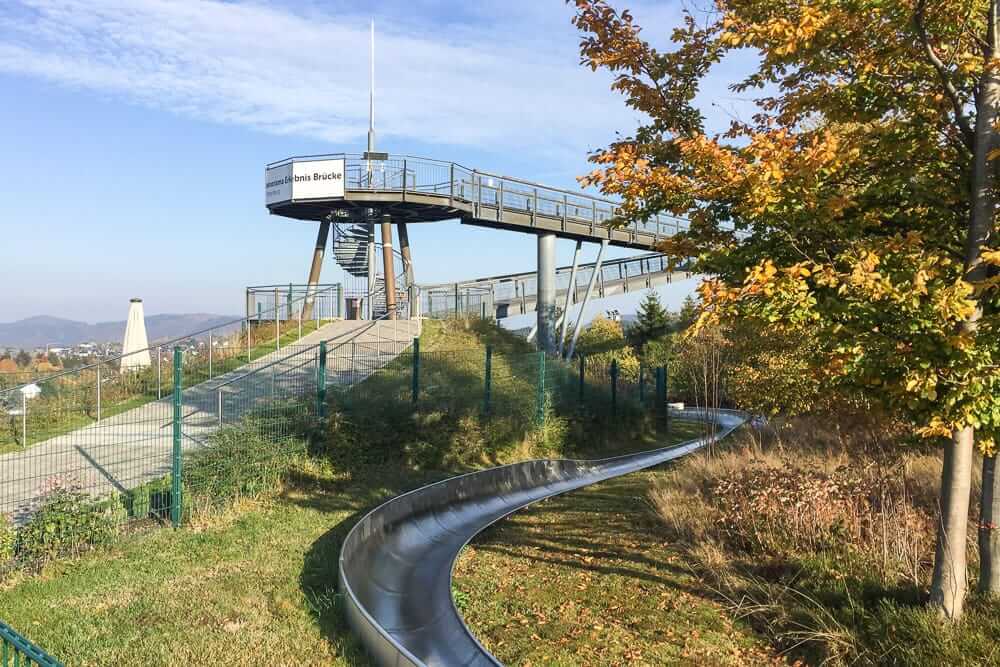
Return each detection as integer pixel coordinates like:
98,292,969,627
368,19,375,153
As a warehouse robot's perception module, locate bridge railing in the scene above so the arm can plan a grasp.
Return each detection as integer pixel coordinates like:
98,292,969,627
418,253,693,319
272,153,692,241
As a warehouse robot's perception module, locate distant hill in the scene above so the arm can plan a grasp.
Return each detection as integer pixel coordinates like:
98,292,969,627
0,314,241,349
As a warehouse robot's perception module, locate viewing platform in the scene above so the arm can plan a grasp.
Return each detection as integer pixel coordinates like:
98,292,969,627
265,154,689,250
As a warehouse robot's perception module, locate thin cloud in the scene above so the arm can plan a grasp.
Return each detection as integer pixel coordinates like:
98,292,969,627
0,0,645,153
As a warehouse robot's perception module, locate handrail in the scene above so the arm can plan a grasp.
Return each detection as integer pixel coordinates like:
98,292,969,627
0,284,343,397
266,152,690,229
0,620,63,667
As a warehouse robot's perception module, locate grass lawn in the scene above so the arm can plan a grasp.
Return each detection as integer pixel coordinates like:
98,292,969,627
0,426,777,666
0,320,774,665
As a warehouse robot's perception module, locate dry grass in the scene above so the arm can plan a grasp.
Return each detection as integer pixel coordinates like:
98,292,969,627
648,415,995,665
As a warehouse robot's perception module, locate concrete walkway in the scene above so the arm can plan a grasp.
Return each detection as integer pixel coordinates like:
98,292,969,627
0,319,419,523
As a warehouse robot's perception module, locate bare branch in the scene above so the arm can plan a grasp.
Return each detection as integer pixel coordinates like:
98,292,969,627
914,0,975,152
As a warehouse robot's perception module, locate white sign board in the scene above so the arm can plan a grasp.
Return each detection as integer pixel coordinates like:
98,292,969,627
265,158,345,205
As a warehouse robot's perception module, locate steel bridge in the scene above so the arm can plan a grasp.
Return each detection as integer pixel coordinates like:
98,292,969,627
266,153,693,357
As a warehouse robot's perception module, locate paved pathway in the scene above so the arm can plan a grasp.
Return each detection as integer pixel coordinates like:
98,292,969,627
0,319,419,523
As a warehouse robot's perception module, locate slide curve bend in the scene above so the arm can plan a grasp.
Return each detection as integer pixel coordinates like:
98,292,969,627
338,408,747,667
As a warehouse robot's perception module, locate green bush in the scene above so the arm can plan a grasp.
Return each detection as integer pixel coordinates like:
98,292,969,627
122,477,174,521
184,417,307,505
0,514,15,563
18,488,123,561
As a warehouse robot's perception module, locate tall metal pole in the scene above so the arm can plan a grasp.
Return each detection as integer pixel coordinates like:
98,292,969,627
557,240,583,358
566,240,608,360
380,214,398,319
536,233,557,354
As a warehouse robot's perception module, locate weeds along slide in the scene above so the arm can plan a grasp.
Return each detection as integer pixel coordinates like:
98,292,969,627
338,408,747,667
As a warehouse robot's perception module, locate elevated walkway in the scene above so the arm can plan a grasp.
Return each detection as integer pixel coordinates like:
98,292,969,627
266,154,688,250
419,252,692,319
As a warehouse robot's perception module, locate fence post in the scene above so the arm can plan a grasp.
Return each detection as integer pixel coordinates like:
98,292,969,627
275,291,280,351
287,282,293,321
536,351,546,426
483,345,492,415
411,337,420,403
610,359,619,418
21,391,26,448
318,340,328,419
157,346,162,399
208,331,213,380
96,361,101,422
171,347,183,529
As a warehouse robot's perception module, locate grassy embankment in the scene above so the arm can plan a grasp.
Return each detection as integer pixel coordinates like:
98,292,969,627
0,319,775,665
648,414,1000,666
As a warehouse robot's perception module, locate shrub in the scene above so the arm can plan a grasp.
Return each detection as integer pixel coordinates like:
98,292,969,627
184,416,307,505
0,514,15,563
18,484,123,562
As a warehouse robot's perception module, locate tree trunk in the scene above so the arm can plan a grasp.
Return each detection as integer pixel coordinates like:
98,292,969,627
930,426,975,618
980,455,1000,594
974,0,1000,597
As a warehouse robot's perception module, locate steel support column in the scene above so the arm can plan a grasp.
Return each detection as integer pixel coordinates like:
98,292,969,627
557,240,583,358
398,221,415,318
566,240,608,360
302,221,330,321
380,215,397,319
367,222,377,319
536,232,557,354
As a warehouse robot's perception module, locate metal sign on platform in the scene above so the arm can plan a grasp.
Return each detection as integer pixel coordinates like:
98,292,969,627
265,158,345,205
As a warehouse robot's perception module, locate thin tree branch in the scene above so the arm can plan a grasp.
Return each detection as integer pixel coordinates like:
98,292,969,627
914,0,975,152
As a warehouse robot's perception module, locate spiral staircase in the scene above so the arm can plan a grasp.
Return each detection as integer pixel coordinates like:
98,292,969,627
332,221,410,318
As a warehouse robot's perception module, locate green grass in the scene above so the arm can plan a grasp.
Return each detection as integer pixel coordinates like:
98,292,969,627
0,318,758,665
454,468,783,666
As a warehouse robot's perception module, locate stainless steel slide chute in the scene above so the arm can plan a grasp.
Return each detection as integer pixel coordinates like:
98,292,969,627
338,408,747,666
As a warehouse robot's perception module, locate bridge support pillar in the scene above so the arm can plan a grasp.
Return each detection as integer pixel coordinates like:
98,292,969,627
398,222,415,318
302,221,330,321
380,215,397,320
367,222,377,319
536,232,557,354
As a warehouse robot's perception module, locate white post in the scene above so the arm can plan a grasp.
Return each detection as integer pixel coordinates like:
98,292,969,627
96,362,102,422
209,332,213,380
217,389,223,427
21,392,26,447
157,346,162,399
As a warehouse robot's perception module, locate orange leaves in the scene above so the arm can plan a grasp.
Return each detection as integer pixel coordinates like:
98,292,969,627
719,5,833,56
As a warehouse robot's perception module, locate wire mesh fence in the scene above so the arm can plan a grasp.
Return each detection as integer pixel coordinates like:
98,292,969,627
0,620,62,667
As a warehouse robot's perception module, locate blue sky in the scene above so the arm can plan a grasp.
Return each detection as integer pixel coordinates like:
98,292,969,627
0,0,757,322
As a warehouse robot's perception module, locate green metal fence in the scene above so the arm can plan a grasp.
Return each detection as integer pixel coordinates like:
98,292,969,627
0,620,62,667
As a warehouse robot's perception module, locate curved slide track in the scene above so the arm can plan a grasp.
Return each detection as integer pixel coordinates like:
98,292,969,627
338,408,747,667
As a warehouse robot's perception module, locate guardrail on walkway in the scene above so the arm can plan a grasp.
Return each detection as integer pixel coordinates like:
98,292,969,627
0,620,62,667
268,153,694,243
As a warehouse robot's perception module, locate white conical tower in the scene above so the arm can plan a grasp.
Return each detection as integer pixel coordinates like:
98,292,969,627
120,298,151,371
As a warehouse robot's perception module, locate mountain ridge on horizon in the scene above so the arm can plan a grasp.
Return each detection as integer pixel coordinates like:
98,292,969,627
0,313,241,349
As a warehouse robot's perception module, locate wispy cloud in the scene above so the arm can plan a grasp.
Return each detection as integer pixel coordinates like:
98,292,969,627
0,0,652,155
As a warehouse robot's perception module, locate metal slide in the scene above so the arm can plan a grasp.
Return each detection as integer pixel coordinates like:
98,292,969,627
338,408,747,667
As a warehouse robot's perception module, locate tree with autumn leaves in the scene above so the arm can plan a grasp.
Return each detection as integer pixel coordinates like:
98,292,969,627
571,0,999,619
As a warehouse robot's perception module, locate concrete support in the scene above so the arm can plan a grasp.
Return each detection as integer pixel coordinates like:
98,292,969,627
557,240,583,358
566,240,607,360
536,232,557,354
367,222,377,319
380,215,397,319
302,221,331,321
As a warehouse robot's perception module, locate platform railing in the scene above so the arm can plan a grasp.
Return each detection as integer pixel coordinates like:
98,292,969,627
268,153,693,241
